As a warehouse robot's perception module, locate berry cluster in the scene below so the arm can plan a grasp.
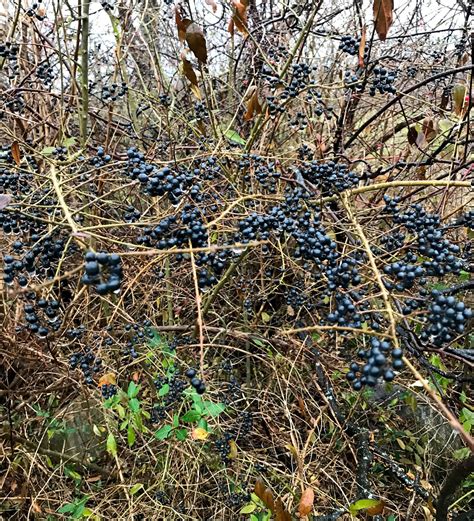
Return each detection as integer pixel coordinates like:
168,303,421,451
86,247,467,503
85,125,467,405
281,63,314,99
82,252,123,295
69,349,103,385
154,371,189,406
346,337,401,390
420,292,472,346
370,67,396,96
101,383,117,398
299,160,360,196
339,35,362,56
100,82,128,102
185,368,206,394
239,154,281,192
22,298,61,337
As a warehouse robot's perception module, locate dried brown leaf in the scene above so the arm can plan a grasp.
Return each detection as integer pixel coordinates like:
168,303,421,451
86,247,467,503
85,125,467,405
359,26,366,68
367,499,385,516
229,0,248,36
11,141,21,166
185,22,208,64
298,487,315,517
373,0,393,41
175,9,189,42
244,89,262,121
422,118,436,141
274,498,291,521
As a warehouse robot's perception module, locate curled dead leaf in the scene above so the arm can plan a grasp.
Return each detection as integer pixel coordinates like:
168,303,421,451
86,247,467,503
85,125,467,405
244,88,262,121
192,427,209,440
98,372,117,387
229,0,248,36
11,141,21,166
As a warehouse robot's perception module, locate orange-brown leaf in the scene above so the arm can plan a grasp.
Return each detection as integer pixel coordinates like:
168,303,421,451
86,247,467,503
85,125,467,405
373,0,393,41
98,372,116,387
175,9,189,42
254,479,274,510
180,58,202,99
367,499,385,516
185,22,208,64
359,26,366,68
298,487,315,517
274,498,291,521
11,141,21,166
230,0,248,36
244,89,262,121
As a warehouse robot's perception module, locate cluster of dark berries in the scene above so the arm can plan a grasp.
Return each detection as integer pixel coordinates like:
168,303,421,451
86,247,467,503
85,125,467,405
289,111,308,131
154,491,171,505
123,205,141,223
122,320,154,359
215,432,234,464
383,261,425,290
89,146,112,167
344,71,363,92
154,372,189,405
101,383,117,398
370,67,396,95
298,160,360,196
36,61,56,85
346,337,401,390
326,255,363,291
225,491,251,509
420,292,472,346
384,196,463,276
339,35,363,56
380,232,406,252
101,82,127,102
125,150,201,204
185,368,206,394
69,349,102,385
82,252,123,295
22,298,61,337
327,292,362,329
281,62,314,99
239,154,281,192
194,102,208,121
220,374,242,405
266,96,285,118
100,1,115,11
286,282,311,311
158,93,171,106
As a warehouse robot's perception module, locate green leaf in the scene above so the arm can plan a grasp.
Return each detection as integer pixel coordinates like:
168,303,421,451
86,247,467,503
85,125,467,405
127,381,139,398
158,383,170,397
64,467,82,483
223,128,246,145
202,401,226,418
127,425,136,447
155,424,172,440
349,498,382,514
63,136,76,148
130,483,144,495
173,414,180,428
106,433,117,457
387,515,397,521
261,311,271,323
58,503,77,514
198,418,209,430
240,503,257,514
175,428,188,441
181,410,202,423
41,146,56,155
82,507,93,517
129,398,140,413
116,404,126,419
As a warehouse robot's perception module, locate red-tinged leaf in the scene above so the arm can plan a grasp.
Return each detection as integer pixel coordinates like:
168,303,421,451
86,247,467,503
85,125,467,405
359,26,366,68
185,22,208,64
229,0,248,36
204,0,217,13
373,0,393,41
422,118,436,141
11,141,21,166
175,8,189,42
367,499,385,516
298,487,315,517
244,88,262,121
0,194,12,209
